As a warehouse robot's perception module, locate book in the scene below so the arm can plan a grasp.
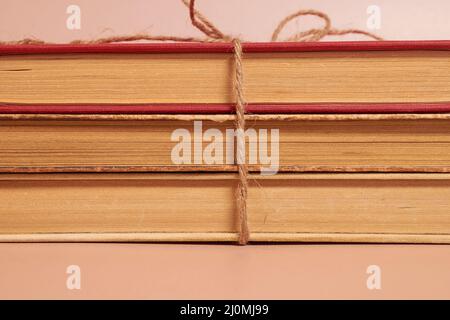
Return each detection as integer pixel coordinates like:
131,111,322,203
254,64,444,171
1,41,450,113
1,115,450,173
1,41,450,244
0,172,449,243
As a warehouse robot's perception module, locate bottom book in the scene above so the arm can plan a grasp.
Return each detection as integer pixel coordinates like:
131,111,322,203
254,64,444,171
1,173,449,243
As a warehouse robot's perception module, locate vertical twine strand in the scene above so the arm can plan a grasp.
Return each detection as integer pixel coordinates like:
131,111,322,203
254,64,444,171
233,39,250,245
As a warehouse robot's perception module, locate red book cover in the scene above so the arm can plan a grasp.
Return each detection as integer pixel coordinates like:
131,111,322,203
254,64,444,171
1,40,450,114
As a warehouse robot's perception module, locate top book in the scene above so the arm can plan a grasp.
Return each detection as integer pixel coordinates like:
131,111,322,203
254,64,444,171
1,41,450,114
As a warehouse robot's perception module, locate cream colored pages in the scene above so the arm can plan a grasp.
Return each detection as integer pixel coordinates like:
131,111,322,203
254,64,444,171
1,51,450,104
0,173,449,243
1,119,450,171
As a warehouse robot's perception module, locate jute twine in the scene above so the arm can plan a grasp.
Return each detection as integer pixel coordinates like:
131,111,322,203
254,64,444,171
0,0,383,245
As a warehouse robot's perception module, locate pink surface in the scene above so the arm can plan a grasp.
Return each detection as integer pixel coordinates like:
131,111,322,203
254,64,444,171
0,244,449,299
1,0,450,43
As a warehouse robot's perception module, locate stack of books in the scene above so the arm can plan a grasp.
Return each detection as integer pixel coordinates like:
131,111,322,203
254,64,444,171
1,40,449,243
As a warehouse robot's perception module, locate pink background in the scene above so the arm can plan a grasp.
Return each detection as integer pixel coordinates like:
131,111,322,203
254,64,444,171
1,244,450,299
1,0,450,299
1,0,450,42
